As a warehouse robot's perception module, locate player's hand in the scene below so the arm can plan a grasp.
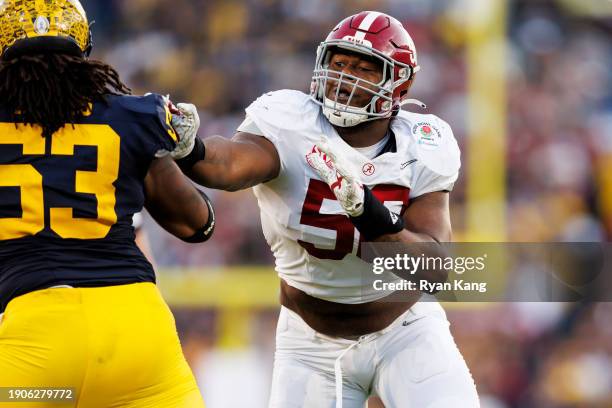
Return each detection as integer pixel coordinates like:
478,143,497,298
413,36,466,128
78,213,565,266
169,102,200,160
306,141,365,217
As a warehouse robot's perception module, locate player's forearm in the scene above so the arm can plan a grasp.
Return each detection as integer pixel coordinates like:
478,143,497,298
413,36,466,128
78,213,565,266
185,135,279,191
184,136,254,191
144,182,212,242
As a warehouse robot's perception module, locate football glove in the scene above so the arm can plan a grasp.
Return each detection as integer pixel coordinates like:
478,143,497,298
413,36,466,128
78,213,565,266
306,140,365,217
154,95,200,159
306,140,405,240
169,102,200,160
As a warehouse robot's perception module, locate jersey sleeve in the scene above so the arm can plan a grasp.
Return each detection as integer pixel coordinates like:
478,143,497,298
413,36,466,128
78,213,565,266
237,115,265,136
144,93,178,153
241,90,319,176
119,93,179,157
243,90,318,145
409,116,461,198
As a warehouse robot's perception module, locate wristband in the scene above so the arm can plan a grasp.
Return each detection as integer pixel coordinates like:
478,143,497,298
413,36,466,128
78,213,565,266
350,187,404,241
175,137,205,172
181,189,216,243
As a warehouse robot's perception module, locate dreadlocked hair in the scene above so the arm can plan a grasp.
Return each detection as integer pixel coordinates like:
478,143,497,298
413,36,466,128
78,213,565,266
0,53,131,138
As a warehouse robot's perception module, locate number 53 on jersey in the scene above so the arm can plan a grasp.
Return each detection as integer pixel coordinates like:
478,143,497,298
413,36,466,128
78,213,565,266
0,124,120,241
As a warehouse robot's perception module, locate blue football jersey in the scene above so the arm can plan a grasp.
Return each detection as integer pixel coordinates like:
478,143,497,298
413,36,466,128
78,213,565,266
0,93,177,312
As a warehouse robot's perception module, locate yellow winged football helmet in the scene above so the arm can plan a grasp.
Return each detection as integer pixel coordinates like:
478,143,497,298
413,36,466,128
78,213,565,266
0,0,92,59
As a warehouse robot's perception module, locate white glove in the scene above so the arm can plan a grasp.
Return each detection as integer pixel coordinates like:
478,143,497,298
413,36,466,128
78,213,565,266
153,95,201,159
168,102,200,160
306,140,365,217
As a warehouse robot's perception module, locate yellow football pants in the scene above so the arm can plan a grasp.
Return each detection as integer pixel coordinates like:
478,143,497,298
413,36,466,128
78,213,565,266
0,282,205,408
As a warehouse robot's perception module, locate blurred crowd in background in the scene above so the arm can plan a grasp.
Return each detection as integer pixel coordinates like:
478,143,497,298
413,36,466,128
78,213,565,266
84,0,611,406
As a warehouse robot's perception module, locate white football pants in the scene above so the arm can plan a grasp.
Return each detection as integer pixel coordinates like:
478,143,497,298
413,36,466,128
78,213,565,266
269,302,479,408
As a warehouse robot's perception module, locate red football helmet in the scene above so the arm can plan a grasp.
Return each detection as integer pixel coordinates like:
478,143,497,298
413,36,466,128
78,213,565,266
310,11,422,127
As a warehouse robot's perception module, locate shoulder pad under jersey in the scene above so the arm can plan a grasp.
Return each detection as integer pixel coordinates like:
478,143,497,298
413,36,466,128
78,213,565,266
396,111,461,177
245,90,320,139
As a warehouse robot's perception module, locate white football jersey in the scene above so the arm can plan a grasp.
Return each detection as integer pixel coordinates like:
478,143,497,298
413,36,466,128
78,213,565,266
239,90,460,304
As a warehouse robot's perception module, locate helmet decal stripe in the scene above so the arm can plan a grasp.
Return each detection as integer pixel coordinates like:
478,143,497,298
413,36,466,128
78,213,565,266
358,11,383,32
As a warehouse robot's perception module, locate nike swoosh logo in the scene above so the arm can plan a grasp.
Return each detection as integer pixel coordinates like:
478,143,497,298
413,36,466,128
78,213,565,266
401,159,418,169
402,316,425,327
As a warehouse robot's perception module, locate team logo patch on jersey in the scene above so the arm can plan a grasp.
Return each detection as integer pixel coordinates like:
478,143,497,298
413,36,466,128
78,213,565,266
413,122,441,150
362,162,376,176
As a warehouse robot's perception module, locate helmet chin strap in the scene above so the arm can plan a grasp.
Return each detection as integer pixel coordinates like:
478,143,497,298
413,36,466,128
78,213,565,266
322,97,428,127
401,98,427,109
322,97,370,127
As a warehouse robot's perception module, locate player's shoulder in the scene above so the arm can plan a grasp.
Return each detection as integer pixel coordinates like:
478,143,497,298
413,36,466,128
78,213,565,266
100,93,177,143
394,110,456,141
246,89,320,132
103,93,168,120
251,89,314,109
393,110,460,176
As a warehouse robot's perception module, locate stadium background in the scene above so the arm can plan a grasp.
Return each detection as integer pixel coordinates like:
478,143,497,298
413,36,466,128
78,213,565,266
83,0,611,406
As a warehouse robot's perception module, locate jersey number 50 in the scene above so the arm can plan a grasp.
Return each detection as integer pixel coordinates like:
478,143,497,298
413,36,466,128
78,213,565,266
0,124,120,240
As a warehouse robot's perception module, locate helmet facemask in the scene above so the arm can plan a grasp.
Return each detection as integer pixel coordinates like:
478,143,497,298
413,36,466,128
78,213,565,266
310,40,416,127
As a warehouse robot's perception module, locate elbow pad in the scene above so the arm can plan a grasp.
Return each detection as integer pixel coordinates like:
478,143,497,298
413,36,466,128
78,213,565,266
181,189,216,243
